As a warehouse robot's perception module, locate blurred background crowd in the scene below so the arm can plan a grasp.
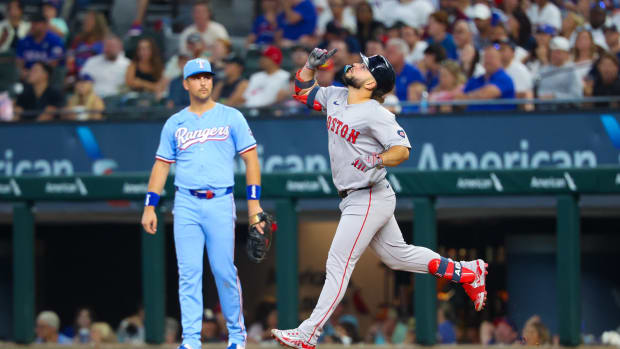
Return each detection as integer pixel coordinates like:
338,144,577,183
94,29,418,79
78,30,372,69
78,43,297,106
1,0,620,121
1,0,620,346
32,294,561,346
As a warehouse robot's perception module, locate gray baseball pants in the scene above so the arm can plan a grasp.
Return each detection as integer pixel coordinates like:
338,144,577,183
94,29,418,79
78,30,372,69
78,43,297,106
298,178,440,343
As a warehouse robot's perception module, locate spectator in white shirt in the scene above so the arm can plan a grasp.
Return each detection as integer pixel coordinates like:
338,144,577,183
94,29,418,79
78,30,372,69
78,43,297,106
401,24,427,65
497,39,534,109
178,0,229,56
472,3,493,49
537,36,583,101
317,0,357,36
0,0,30,52
243,45,291,108
374,0,436,29
526,0,561,32
81,35,130,97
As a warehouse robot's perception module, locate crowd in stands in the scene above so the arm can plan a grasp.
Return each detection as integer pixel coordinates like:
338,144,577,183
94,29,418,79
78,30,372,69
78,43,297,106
1,0,620,121
31,298,588,346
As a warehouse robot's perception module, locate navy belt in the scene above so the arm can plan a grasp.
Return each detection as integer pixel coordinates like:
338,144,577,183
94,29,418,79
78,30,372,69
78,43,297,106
176,186,233,199
338,185,372,199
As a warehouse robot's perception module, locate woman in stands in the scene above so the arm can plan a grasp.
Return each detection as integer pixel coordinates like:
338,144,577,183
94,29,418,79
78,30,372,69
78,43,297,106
125,37,164,96
429,60,466,113
572,28,600,83
67,11,108,78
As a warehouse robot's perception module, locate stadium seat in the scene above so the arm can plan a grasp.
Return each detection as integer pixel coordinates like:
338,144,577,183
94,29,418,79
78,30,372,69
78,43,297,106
0,53,19,96
243,48,262,78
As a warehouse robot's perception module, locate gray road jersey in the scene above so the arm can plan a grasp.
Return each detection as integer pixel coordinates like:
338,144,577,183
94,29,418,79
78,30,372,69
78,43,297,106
315,86,411,191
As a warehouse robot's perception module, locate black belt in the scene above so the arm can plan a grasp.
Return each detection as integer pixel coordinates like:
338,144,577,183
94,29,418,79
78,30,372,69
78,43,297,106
338,185,372,199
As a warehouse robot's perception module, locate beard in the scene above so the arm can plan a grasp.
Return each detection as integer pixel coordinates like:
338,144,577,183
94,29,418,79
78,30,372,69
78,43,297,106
343,72,364,89
343,76,361,88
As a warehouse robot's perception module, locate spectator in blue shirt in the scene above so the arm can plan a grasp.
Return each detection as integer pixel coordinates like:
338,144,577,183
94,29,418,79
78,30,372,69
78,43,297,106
422,43,446,91
455,44,516,111
277,0,317,47
247,0,279,46
426,11,458,60
16,13,64,77
384,38,425,103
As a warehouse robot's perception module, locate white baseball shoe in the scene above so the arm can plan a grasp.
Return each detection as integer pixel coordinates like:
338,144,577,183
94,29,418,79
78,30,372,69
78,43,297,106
271,328,316,349
462,259,488,311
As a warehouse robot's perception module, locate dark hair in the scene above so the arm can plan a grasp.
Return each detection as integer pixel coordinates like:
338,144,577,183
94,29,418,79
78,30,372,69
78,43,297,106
254,301,277,328
430,11,450,27
339,322,361,343
134,37,164,81
424,43,447,62
75,11,109,44
74,307,96,329
193,0,210,8
464,49,480,78
33,61,54,78
9,0,23,11
598,51,620,68
511,9,532,47
371,89,386,103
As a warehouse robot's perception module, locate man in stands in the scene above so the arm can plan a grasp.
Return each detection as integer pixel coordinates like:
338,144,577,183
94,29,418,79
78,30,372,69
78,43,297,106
35,311,72,344
81,35,130,98
178,0,229,56
537,36,583,101
16,13,64,77
14,61,64,121
243,45,290,108
455,44,516,111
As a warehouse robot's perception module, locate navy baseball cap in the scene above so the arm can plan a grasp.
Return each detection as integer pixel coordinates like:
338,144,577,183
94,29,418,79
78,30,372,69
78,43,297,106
183,58,214,79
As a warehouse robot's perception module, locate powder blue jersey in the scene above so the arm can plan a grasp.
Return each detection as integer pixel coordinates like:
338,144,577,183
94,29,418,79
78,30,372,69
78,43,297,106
155,104,257,189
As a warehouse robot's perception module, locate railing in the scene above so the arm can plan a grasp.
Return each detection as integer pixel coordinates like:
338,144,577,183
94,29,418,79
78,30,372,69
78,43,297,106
8,96,620,121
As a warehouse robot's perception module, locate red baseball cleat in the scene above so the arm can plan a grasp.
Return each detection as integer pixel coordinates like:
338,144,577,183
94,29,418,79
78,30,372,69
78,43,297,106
462,259,488,311
272,329,316,349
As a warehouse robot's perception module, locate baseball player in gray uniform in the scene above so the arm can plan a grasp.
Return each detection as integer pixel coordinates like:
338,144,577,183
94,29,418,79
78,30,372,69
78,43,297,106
271,49,488,349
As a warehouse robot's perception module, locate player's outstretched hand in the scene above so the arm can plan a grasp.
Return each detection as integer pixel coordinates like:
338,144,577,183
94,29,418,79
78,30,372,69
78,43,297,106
351,153,383,172
306,48,338,70
141,208,158,235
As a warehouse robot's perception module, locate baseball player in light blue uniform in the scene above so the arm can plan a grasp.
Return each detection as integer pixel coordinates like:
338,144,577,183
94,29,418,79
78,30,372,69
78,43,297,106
141,58,265,349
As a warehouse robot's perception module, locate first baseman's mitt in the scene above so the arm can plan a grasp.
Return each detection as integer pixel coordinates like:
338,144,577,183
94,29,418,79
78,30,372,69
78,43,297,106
246,212,277,263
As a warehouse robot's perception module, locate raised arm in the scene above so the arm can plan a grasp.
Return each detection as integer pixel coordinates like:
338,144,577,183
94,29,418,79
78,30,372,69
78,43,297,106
292,48,338,110
295,48,337,96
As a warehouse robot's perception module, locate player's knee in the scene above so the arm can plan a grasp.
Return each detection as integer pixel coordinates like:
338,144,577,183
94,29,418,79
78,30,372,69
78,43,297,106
179,263,203,280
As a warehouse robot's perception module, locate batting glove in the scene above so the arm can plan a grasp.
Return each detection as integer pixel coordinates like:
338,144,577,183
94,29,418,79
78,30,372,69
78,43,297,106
352,153,383,172
305,48,338,70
